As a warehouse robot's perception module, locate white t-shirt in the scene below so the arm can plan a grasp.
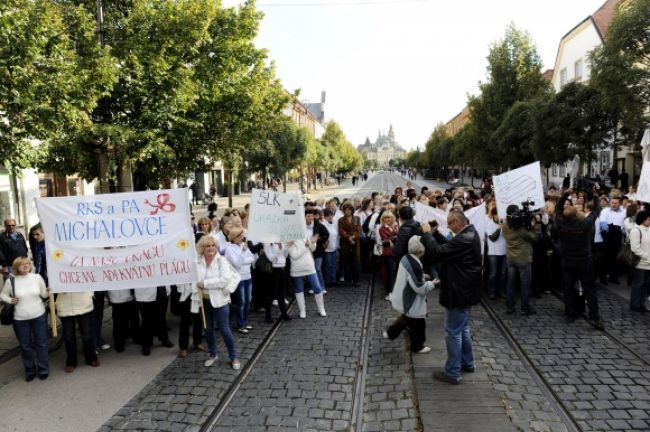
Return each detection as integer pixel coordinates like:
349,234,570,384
322,219,339,252
485,216,506,256
600,207,626,227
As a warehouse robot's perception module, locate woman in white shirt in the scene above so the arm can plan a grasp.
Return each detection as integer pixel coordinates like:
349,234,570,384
0,257,49,381
629,210,650,311
196,235,241,369
287,239,327,318
224,227,256,334
485,200,507,299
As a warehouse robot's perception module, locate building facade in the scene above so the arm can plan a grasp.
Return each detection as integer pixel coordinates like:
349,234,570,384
358,126,406,167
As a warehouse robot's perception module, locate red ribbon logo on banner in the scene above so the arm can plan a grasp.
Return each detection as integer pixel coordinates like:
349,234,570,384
144,193,176,215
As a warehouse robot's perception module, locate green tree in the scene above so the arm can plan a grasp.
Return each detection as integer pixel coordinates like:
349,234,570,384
0,0,115,170
468,23,551,169
589,0,650,151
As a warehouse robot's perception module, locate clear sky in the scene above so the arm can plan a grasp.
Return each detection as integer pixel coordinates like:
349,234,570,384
224,0,607,151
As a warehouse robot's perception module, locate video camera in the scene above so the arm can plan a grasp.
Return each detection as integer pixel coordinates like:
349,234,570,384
507,199,536,230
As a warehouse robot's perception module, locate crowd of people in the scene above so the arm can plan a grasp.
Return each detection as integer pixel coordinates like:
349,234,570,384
0,172,647,385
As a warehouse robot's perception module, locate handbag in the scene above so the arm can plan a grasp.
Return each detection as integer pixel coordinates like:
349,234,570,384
255,251,273,274
373,243,383,256
0,275,16,326
617,228,640,267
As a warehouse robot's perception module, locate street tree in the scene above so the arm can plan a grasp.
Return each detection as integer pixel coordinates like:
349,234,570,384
589,0,650,151
0,0,115,170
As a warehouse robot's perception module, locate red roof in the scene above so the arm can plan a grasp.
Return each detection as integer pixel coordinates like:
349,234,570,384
591,0,623,40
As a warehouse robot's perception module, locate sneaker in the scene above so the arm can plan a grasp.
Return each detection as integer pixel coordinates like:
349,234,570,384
322,290,328,295
384,295,390,301
433,371,460,385
100,343,111,350
232,359,241,370
204,357,216,367
284,299,289,305
245,325,253,330
308,289,314,294
415,346,431,354
272,300,278,306
237,328,249,334
382,330,389,339
461,365,475,373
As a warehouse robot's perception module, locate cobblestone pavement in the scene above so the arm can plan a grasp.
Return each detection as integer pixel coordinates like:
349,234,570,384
98,306,279,432
362,279,420,432
485,290,650,432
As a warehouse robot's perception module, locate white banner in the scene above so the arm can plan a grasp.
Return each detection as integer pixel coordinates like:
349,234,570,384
492,161,545,218
247,188,306,243
36,189,197,292
464,203,486,253
637,160,650,203
414,202,449,237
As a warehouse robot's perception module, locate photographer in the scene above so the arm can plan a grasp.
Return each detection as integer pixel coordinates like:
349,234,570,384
555,189,603,328
501,202,541,316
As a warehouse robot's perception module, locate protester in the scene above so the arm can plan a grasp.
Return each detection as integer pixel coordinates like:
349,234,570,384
107,289,140,353
224,227,256,333
287,238,327,318
0,219,28,276
321,208,339,287
485,200,506,299
305,209,330,294
0,257,49,381
629,210,650,312
263,242,292,322
56,291,100,372
384,236,437,353
338,203,361,287
420,209,482,385
378,210,399,298
196,235,241,369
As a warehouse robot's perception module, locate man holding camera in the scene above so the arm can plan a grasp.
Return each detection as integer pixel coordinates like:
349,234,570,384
501,204,541,316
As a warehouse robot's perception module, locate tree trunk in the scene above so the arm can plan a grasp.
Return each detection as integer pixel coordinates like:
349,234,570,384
97,150,110,194
117,161,133,192
228,169,234,208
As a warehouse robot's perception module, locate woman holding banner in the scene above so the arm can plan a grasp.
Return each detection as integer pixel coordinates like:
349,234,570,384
196,236,241,370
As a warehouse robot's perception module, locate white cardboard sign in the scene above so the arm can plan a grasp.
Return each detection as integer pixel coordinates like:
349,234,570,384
493,161,545,217
247,188,306,243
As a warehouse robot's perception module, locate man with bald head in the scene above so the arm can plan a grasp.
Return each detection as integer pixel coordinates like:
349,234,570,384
420,209,482,384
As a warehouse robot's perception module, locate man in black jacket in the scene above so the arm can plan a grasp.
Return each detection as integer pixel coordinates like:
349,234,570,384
420,209,482,384
1,218,29,277
555,190,603,329
393,206,421,262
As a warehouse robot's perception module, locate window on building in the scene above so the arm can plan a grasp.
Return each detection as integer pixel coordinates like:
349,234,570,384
559,164,566,177
552,164,558,177
574,59,583,82
560,68,568,87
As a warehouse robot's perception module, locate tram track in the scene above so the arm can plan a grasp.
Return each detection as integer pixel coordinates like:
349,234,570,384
480,296,584,432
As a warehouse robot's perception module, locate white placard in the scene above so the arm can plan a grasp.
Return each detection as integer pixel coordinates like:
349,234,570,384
247,188,306,243
464,203,486,253
35,189,197,292
636,160,650,203
492,161,545,217
414,202,449,237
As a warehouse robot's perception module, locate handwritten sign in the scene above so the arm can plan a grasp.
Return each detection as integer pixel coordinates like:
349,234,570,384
247,188,306,243
493,161,545,218
36,189,197,292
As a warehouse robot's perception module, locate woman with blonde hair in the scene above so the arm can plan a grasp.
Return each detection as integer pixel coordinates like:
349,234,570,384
0,257,49,380
196,235,241,369
378,211,399,297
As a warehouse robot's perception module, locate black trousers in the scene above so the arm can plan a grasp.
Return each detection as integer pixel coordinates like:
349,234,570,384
604,230,623,281
155,287,171,343
137,301,157,349
178,297,203,350
112,301,140,350
562,260,600,320
266,267,289,319
61,311,97,367
386,314,426,352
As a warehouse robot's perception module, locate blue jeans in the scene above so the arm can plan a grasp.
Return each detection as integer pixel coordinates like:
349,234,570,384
506,261,532,312
235,278,252,329
487,255,507,297
324,251,337,284
293,273,322,294
630,268,650,309
444,307,474,380
314,257,325,291
203,300,237,360
14,313,49,377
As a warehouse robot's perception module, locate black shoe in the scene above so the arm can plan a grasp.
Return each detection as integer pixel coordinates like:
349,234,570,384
599,278,609,286
160,339,174,348
25,374,36,382
280,314,293,321
142,346,151,356
461,365,475,373
590,319,605,330
39,374,48,381
505,308,515,315
433,371,460,385
521,309,536,316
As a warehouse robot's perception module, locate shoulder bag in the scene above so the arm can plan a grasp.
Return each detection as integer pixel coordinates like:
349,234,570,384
617,227,641,267
255,251,273,274
0,275,16,326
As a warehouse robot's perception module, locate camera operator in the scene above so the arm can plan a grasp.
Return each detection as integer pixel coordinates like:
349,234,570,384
555,189,603,328
600,195,626,284
501,202,541,316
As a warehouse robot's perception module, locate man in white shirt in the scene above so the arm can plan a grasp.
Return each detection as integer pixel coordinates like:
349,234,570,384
600,196,626,283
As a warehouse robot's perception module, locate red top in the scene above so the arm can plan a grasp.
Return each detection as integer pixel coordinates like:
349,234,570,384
379,223,399,256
